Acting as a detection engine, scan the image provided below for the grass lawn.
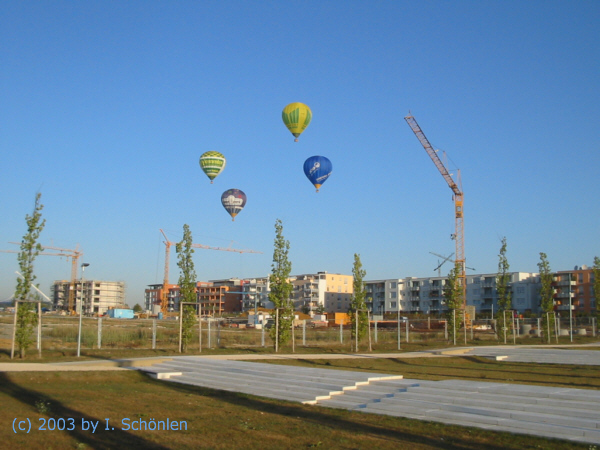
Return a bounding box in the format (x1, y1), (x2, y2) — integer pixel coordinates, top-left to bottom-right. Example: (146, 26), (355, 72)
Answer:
(1, 356), (597, 449)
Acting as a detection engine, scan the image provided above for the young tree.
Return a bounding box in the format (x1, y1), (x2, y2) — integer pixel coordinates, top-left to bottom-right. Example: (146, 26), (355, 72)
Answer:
(349, 253), (368, 342)
(176, 224), (197, 352)
(496, 237), (512, 341)
(538, 252), (554, 343)
(268, 219), (293, 348)
(133, 304), (143, 313)
(444, 262), (463, 343)
(593, 256), (600, 321)
(14, 193), (46, 358)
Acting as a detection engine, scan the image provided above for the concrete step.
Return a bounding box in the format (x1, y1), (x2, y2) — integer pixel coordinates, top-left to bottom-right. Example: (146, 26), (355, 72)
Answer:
(172, 357), (401, 382)
(174, 370), (347, 397)
(401, 384), (600, 411)
(152, 359), (399, 386)
(388, 390), (600, 420)
(167, 376), (321, 403)
(385, 385), (600, 415)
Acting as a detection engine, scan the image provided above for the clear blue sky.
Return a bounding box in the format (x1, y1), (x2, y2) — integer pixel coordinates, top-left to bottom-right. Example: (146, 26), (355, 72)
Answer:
(1, 1), (599, 307)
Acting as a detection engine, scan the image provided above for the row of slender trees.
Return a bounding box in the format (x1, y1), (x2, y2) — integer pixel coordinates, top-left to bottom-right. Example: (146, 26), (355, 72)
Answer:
(11, 193), (600, 356)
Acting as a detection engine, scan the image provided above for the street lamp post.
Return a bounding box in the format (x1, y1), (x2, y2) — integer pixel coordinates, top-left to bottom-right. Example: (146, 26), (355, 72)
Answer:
(77, 263), (90, 357)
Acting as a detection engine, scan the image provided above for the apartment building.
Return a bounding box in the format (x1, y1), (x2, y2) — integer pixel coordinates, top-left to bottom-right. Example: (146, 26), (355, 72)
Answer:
(291, 272), (327, 313)
(322, 272), (353, 313)
(239, 272), (353, 316)
(145, 279), (243, 316)
(144, 284), (163, 312)
(365, 273), (541, 316)
(52, 280), (126, 315)
(198, 279), (243, 315)
(554, 266), (596, 314)
(365, 279), (403, 315)
(241, 277), (271, 311)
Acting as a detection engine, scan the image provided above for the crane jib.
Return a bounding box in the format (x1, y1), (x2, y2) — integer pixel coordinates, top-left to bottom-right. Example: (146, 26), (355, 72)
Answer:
(404, 116), (462, 196)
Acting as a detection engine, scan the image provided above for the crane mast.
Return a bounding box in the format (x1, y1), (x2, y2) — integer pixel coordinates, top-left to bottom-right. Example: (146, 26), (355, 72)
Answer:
(405, 115), (466, 308)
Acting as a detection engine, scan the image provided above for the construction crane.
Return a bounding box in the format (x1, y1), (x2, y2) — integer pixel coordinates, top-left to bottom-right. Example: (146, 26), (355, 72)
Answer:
(3, 243), (82, 312)
(430, 252), (454, 277)
(158, 229), (262, 313)
(405, 114), (466, 308)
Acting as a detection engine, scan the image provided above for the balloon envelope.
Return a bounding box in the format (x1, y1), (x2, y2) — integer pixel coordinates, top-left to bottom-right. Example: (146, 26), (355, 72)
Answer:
(199, 151), (226, 183)
(221, 189), (247, 220)
(282, 102), (312, 142)
(303, 156), (332, 192)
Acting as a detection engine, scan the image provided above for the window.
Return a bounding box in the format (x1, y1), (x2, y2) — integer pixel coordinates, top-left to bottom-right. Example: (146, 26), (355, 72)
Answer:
(390, 282), (396, 289)
(390, 292), (397, 299)
(390, 302), (397, 308)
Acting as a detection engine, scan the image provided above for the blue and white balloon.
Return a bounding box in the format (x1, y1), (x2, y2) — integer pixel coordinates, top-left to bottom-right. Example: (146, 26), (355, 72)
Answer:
(303, 156), (332, 192)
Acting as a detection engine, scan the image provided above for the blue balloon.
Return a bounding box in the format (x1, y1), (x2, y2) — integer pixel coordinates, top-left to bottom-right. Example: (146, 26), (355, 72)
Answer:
(303, 156), (332, 192)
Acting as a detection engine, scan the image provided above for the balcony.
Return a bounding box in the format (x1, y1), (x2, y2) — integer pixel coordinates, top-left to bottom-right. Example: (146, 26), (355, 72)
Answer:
(555, 304), (575, 311)
(554, 280), (576, 287)
(553, 291), (576, 299)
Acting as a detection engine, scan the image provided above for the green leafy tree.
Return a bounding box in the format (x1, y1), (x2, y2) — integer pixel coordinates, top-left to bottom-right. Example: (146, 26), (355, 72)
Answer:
(268, 219), (293, 348)
(176, 224), (197, 352)
(593, 256), (600, 321)
(496, 237), (512, 341)
(538, 252), (554, 343)
(133, 304), (143, 313)
(14, 193), (46, 358)
(444, 262), (463, 343)
(349, 253), (368, 342)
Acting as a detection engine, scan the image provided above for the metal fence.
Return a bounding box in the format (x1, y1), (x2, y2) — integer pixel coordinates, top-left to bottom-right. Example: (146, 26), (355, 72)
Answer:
(0, 314), (596, 354)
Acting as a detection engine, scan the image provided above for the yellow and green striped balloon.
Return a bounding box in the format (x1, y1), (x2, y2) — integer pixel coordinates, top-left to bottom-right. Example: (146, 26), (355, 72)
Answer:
(199, 151), (226, 183)
(282, 102), (312, 142)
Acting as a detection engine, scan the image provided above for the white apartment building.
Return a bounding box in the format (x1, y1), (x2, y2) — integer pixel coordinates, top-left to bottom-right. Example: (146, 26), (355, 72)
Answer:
(291, 272), (327, 313)
(365, 272), (541, 316)
(365, 279), (404, 315)
(242, 277), (272, 311)
(468, 272), (540, 314)
(52, 280), (126, 315)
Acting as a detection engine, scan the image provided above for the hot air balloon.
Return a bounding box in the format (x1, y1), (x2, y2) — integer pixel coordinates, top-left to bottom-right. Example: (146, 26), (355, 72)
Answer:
(282, 102), (312, 142)
(303, 156), (332, 192)
(199, 151), (226, 183)
(221, 189), (247, 221)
